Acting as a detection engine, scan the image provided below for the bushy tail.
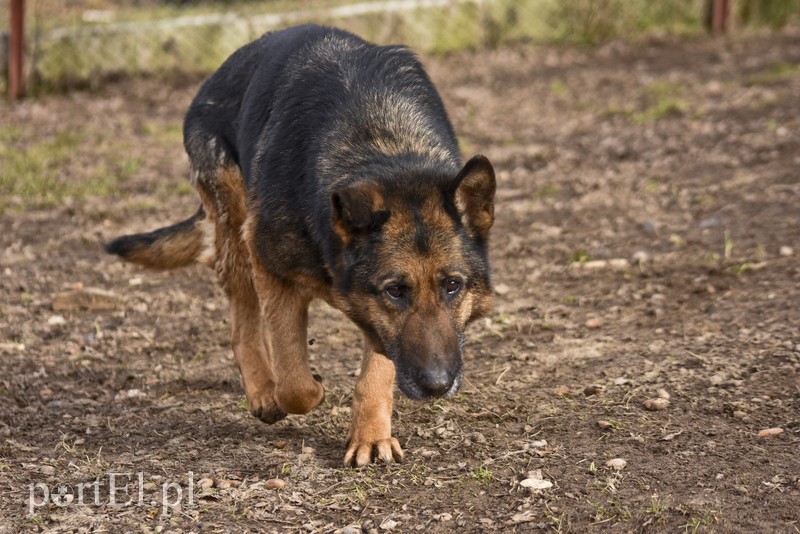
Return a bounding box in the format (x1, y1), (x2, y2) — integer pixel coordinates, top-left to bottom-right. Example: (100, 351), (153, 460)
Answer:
(105, 206), (206, 270)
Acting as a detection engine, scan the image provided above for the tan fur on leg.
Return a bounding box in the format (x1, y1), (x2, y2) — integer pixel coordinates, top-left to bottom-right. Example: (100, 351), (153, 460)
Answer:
(196, 165), (284, 423)
(259, 274), (325, 415)
(229, 280), (285, 423)
(242, 212), (325, 415)
(344, 339), (403, 467)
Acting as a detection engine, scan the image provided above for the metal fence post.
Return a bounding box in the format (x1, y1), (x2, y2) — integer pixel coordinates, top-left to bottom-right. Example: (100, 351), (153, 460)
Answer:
(9, 0), (25, 99)
(712, 0), (730, 33)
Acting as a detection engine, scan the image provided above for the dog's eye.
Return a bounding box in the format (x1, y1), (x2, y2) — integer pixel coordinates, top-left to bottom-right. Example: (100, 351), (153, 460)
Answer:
(445, 279), (461, 295)
(385, 284), (404, 300)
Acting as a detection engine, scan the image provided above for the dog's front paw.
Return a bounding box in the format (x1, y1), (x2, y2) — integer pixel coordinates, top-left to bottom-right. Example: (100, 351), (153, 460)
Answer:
(247, 392), (286, 424)
(344, 435), (404, 467)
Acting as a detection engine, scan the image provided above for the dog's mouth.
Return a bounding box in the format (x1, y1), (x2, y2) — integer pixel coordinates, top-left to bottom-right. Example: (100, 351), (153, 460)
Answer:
(395, 365), (463, 401)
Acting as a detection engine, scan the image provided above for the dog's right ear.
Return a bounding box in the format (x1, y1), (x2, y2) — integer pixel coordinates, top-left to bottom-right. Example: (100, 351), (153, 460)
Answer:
(331, 182), (388, 245)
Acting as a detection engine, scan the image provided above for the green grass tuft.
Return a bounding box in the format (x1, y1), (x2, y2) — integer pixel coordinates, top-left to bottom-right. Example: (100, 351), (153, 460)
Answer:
(0, 129), (139, 211)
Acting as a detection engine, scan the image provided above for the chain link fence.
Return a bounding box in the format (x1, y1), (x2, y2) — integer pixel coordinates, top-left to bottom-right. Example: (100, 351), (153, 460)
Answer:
(2, 0), (799, 95)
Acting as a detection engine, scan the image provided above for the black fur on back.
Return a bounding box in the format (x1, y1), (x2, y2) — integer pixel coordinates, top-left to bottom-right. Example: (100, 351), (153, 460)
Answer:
(182, 25), (464, 283)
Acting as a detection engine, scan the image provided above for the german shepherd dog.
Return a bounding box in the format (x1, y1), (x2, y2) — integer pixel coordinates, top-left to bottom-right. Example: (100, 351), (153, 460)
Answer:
(107, 24), (495, 466)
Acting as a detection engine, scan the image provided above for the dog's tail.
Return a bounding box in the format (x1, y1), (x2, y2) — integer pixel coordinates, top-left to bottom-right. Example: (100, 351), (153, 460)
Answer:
(105, 206), (207, 270)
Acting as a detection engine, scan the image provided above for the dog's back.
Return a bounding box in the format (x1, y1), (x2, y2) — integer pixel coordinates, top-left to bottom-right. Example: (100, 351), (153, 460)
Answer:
(108, 25), (462, 272)
(187, 25), (465, 279)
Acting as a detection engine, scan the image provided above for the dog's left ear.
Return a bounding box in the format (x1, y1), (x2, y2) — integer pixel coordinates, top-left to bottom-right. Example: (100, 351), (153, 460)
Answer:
(451, 155), (496, 238)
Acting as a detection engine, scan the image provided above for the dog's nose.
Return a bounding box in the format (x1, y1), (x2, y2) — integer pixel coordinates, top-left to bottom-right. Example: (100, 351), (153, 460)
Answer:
(419, 367), (453, 397)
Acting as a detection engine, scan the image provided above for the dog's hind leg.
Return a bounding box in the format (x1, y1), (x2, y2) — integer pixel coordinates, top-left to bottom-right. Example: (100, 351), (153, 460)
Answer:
(227, 266), (286, 424)
(190, 149), (286, 423)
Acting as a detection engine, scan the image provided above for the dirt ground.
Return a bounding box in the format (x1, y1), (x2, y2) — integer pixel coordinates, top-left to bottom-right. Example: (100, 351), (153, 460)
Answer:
(1, 23), (799, 533)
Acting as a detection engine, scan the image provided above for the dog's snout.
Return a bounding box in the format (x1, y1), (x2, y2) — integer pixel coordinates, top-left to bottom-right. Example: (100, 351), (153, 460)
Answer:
(418, 367), (454, 397)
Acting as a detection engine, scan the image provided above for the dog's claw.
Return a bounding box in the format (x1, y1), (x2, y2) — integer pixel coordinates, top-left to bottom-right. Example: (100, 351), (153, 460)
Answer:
(344, 437), (404, 467)
(247, 393), (287, 424)
(252, 405), (287, 424)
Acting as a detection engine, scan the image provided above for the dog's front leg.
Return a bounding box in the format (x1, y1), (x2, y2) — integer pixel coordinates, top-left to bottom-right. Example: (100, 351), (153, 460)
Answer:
(344, 339), (404, 467)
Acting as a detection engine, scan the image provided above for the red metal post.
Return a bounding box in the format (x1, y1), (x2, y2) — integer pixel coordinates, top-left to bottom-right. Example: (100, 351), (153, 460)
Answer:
(9, 0), (25, 99)
(712, 0), (730, 33)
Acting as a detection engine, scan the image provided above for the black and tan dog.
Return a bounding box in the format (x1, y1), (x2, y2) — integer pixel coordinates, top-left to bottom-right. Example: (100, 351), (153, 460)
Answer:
(107, 24), (495, 466)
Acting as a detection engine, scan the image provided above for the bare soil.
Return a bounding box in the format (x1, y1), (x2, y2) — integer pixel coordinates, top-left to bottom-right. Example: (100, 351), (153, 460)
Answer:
(1, 25), (799, 533)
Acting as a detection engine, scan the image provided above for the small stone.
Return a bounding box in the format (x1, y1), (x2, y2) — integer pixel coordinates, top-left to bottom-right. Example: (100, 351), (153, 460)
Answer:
(756, 427), (784, 437)
(115, 388), (145, 401)
(511, 510), (536, 524)
(520, 478), (553, 490)
(613, 377), (630, 386)
(584, 384), (605, 396)
(379, 518), (398, 530)
(217, 480), (240, 489)
(585, 318), (601, 329)
(434, 513), (452, 521)
(608, 258), (630, 270)
(40, 465), (55, 476)
(656, 388), (670, 400)
(597, 420), (612, 430)
(526, 469), (544, 479)
(606, 458), (627, 469)
(274, 439), (289, 449)
(494, 283), (510, 296)
(520, 471), (553, 491)
(198, 478), (214, 490)
(643, 398), (670, 411)
(47, 315), (66, 326)
(642, 221), (661, 235)
(710, 373), (726, 386)
(529, 439), (548, 448)
(779, 246), (794, 257)
(632, 250), (651, 265)
(302, 446), (316, 455)
(265, 478), (285, 490)
(581, 260), (609, 270)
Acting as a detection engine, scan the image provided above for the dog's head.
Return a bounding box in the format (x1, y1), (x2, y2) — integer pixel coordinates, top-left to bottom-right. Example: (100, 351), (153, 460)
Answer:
(330, 155), (495, 400)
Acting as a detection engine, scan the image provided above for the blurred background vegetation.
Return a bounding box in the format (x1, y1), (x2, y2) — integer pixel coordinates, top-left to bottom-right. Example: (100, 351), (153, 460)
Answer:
(1, 0), (799, 93)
